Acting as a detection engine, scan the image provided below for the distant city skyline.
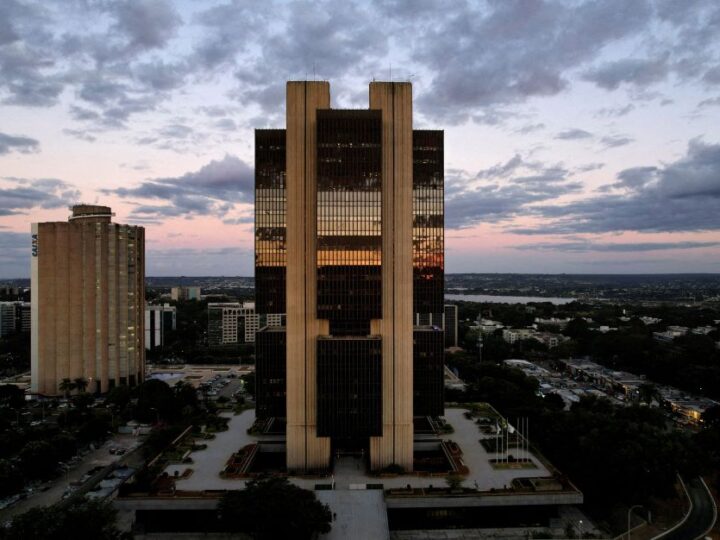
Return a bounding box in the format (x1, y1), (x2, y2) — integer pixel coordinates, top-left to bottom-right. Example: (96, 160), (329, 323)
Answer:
(1, 0), (720, 277)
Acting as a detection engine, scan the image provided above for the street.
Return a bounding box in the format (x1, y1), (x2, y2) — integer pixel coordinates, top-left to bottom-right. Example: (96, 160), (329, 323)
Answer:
(0, 433), (140, 522)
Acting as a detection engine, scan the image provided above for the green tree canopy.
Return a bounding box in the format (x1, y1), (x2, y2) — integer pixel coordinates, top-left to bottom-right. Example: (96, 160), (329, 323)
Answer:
(0, 499), (123, 540)
(218, 478), (332, 540)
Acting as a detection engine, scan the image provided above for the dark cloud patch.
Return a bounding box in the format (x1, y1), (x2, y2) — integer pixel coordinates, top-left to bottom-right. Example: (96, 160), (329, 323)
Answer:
(0, 1), (65, 107)
(513, 240), (720, 253)
(62, 128), (96, 142)
(413, 0), (653, 122)
(132, 60), (187, 91)
(111, 0), (182, 52)
(582, 56), (669, 90)
(704, 66), (720, 85)
(105, 155), (253, 220)
(0, 231), (29, 278)
(555, 129), (593, 140)
(214, 118), (237, 131)
(0, 132), (39, 155)
(515, 123), (545, 134)
(0, 177), (80, 215)
(601, 135), (634, 148)
(595, 104), (635, 118)
(512, 140), (720, 234)
(616, 166), (658, 189)
(192, 2), (268, 69)
(446, 155), (583, 229)
(229, 1), (388, 115)
(698, 96), (720, 108)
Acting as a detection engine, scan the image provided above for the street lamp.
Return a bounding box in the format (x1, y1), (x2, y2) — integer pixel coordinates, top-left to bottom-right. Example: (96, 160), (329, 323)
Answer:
(627, 505), (651, 540)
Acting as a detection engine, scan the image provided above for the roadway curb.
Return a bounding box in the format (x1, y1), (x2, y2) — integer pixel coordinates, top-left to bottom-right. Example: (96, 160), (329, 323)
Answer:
(652, 475), (692, 540)
(698, 477), (718, 540)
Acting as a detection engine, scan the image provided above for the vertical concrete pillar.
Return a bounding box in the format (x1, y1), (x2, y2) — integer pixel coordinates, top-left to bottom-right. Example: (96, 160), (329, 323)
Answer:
(369, 82), (414, 471)
(286, 81), (332, 471)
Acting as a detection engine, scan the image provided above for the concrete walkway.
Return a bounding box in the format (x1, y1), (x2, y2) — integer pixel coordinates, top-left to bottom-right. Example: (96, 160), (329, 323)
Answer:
(317, 490), (389, 540)
(165, 408), (552, 493)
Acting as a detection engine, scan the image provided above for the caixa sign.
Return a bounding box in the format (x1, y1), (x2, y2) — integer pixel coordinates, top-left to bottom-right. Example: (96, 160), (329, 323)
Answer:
(31, 234), (38, 257)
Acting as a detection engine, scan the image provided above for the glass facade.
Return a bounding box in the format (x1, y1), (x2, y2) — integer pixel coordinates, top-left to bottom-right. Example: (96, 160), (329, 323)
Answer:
(254, 109), (445, 426)
(255, 327), (286, 418)
(255, 129), (286, 314)
(317, 337), (382, 438)
(413, 327), (445, 417)
(412, 130), (444, 315)
(316, 110), (383, 336)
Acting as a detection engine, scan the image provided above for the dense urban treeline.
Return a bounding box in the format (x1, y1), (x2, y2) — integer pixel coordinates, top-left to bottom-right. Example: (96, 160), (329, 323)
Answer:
(454, 300), (720, 400)
(445, 353), (720, 514)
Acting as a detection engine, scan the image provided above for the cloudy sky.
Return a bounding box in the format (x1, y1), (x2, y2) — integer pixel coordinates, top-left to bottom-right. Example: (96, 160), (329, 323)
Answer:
(1, 0), (719, 277)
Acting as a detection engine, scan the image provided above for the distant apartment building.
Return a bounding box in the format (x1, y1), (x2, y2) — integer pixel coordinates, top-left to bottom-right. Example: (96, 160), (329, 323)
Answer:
(145, 304), (177, 350)
(502, 328), (535, 344)
(444, 304), (458, 348)
(412, 305), (457, 348)
(691, 326), (716, 335)
(17, 302), (30, 332)
(653, 325), (690, 342)
(534, 317), (570, 329)
(0, 302), (16, 337)
(31, 205), (145, 395)
(475, 318), (504, 335)
(0, 301), (30, 337)
(208, 302), (260, 347)
(171, 286), (201, 301)
(533, 332), (564, 348)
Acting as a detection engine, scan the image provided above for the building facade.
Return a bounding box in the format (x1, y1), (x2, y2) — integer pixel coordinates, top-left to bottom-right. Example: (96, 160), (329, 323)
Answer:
(171, 286), (201, 301)
(444, 304), (458, 348)
(0, 302), (16, 337)
(208, 302), (260, 347)
(255, 81), (444, 471)
(145, 304), (176, 350)
(31, 205), (145, 395)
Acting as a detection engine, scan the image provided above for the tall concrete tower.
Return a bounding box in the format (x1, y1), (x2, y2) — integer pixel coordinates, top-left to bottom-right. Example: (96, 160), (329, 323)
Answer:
(31, 205), (145, 395)
(255, 81), (444, 472)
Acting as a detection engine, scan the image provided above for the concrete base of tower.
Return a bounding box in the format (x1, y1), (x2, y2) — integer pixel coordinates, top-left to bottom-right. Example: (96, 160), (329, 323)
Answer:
(369, 424), (414, 472)
(286, 424), (331, 472)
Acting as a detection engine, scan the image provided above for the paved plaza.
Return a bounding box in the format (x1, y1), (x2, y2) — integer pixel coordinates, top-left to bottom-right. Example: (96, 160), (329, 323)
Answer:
(164, 407), (551, 492)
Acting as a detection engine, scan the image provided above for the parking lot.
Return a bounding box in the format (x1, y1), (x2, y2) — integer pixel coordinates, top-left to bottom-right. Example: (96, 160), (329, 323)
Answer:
(0, 433), (140, 521)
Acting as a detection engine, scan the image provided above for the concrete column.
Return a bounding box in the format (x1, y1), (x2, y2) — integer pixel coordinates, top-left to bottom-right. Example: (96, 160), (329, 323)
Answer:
(285, 81), (331, 471)
(369, 82), (414, 471)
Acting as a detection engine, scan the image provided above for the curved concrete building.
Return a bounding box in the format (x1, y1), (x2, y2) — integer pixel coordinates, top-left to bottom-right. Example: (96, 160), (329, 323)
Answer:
(31, 205), (145, 395)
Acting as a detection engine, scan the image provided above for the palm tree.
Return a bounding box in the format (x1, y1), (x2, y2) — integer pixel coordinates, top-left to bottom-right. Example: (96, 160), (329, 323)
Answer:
(73, 377), (88, 393)
(59, 378), (76, 399)
(638, 383), (660, 405)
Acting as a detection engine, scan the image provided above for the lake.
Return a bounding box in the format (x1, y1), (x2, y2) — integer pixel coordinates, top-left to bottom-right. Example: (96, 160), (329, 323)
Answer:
(444, 294), (576, 305)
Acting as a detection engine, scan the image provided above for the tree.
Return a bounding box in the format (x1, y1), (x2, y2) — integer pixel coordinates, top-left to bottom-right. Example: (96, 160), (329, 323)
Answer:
(702, 404), (720, 429)
(218, 478), (332, 540)
(638, 383), (659, 405)
(241, 372), (256, 399)
(73, 377), (88, 393)
(73, 391), (95, 411)
(445, 473), (464, 490)
(543, 392), (566, 411)
(134, 379), (178, 423)
(58, 378), (75, 399)
(0, 499), (123, 540)
(0, 384), (25, 409)
(18, 440), (59, 479)
(0, 459), (24, 498)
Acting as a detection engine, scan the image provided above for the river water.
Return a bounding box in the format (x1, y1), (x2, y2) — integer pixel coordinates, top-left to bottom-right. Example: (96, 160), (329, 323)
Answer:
(444, 294), (576, 305)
